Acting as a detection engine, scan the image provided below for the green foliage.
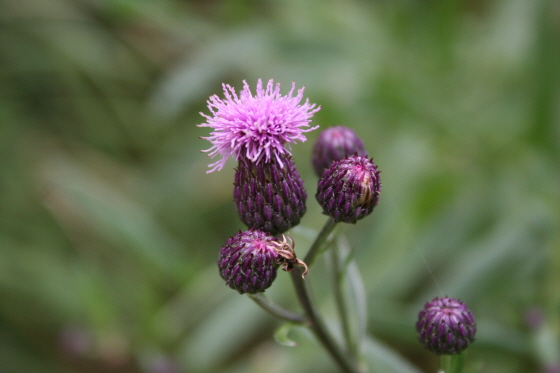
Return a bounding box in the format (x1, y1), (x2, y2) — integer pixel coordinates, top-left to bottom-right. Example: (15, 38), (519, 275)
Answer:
(1, 0), (559, 372)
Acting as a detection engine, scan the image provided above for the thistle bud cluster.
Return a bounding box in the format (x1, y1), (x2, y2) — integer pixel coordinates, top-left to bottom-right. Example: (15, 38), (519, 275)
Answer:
(199, 80), (320, 294)
(200, 80), (482, 369)
(199, 79), (384, 296)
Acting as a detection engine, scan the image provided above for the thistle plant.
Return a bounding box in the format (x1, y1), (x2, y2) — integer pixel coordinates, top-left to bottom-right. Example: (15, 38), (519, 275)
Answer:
(199, 79), (476, 373)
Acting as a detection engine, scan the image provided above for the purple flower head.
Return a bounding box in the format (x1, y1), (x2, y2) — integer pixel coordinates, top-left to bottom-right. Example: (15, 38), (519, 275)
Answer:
(316, 155), (381, 223)
(312, 126), (368, 177)
(217, 229), (280, 294)
(234, 154), (307, 235)
(416, 296), (477, 355)
(217, 229), (308, 294)
(199, 79), (321, 173)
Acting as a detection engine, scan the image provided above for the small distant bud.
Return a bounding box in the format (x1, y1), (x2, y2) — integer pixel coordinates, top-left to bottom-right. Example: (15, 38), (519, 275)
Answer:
(217, 229), (280, 294)
(416, 296), (477, 355)
(311, 126), (367, 177)
(234, 155), (307, 235)
(315, 155), (381, 223)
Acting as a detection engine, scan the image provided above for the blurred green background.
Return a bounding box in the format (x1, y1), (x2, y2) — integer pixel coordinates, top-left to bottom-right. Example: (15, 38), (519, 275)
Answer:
(1, 0), (559, 372)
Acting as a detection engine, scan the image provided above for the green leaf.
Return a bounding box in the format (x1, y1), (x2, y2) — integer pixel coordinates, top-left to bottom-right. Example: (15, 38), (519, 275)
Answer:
(273, 322), (299, 347)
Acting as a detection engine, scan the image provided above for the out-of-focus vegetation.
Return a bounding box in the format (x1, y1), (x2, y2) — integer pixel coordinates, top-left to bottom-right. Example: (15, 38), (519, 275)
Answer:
(1, 0), (559, 372)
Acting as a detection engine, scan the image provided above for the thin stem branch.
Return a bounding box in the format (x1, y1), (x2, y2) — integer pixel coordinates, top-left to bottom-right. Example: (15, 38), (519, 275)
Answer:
(304, 217), (337, 266)
(290, 267), (360, 373)
(248, 293), (307, 324)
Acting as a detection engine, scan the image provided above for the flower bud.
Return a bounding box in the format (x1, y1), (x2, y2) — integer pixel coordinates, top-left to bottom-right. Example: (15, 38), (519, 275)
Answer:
(311, 126), (367, 177)
(234, 155), (307, 235)
(416, 296), (477, 355)
(217, 229), (280, 294)
(315, 155), (381, 223)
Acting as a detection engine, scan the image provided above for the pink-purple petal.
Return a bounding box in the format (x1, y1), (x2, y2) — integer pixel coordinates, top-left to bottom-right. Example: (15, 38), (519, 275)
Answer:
(199, 79), (320, 173)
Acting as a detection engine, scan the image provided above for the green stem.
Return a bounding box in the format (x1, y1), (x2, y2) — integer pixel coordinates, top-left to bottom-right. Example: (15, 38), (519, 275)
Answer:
(304, 217), (338, 266)
(439, 354), (465, 373)
(290, 267), (360, 373)
(248, 293), (307, 324)
(331, 246), (356, 357)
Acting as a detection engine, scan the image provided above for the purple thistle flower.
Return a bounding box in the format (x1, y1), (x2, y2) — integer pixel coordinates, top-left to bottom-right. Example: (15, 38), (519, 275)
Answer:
(199, 79), (321, 173)
(416, 296), (477, 355)
(316, 155), (381, 223)
(217, 229), (308, 294)
(311, 126), (368, 177)
(234, 154), (307, 235)
(217, 229), (280, 294)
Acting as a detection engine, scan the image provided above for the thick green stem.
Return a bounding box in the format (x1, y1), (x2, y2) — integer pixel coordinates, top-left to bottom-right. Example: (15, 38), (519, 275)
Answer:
(290, 267), (360, 373)
(248, 293), (307, 324)
(439, 354), (465, 373)
(304, 217), (338, 266)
